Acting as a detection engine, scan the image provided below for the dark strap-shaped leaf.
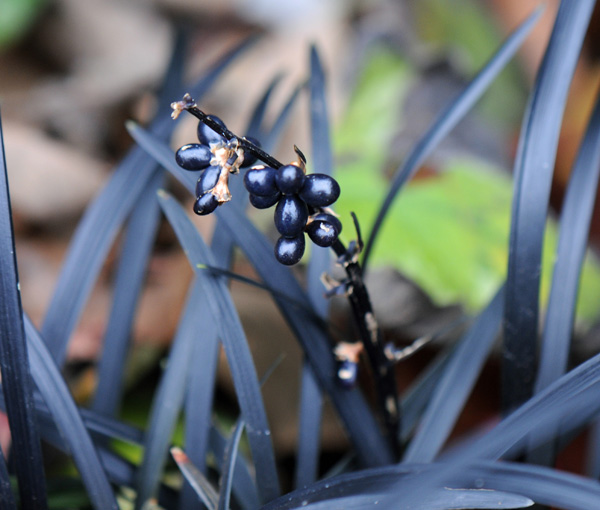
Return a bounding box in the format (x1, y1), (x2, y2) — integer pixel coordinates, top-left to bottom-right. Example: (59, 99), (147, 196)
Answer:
(502, 0), (595, 411)
(135, 279), (208, 509)
(0, 115), (47, 509)
(218, 420), (245, 510)
(24, 316), (118, 510)
(158, 192), (280, 503)
(93, 171), (163, 417)
(362, 6), (543, 270)
(403, 286), (504, 462)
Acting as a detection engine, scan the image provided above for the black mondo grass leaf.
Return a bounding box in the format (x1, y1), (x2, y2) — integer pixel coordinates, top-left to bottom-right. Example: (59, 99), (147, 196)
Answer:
(361, 6), (543, 270)
(502, 0), (595, 411)
(402, 286), (504, 463)
(135, 279), (209, 509)
(0, 115), (37, 508)
(171, 447), (218, 510)
(157, 190), (280, 503)
(23, 316), (118, 510)
(218, 419), (245, 510)
(92, 171), (164, 418)
(41, 34), (256, 367)
(536, 91), (600, 393)
(127, 121), (394, 467)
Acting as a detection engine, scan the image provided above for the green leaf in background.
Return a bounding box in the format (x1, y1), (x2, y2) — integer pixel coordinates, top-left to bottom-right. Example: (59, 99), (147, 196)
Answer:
(0, 0), (46, 49)
(333, 45), (600, 324)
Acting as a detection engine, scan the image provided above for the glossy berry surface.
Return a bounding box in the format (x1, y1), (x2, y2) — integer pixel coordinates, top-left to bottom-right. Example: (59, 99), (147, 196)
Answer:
(175, 143), (212, 171)
(274, 234), (305, 265)
(337, 359), (358, 388)
(241, 136), (261, 168)
(195, 166), (221, 196)
(274, 195), (308, 237)
(197, 115), (226, 146)
(312, 212), (342, 235)
(299, 174), (340, 207)
(193, 193), (219, 215)
(249, 192), (280, 209)
(275, 164), (305, 195)
(306, 218), (339, 247)
(244, 166), (278, 196)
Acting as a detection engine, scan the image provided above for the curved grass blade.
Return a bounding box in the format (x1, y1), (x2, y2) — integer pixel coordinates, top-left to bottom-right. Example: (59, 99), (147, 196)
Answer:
(0, 115), (47, 509)
(536, 91), (600, 392)
(362, 6), (543, 270)
(93, 172), (163, 418)
(262, 82), (304, 154)
(295, 362), (323, 488)
(155, 27), (190, 119)
(128, 121), (394, 466)
(24, 316), (118, 510)
(172, 447), (218, 510)
(218, 420), (245, 510)
(244, 73), (284, 139)
(135, 280), (216, 509)
(158, 191), (280, 503)
(403, 286), (504, 462)
(42, 35), (256, 367)
(502, 0), (595, 411)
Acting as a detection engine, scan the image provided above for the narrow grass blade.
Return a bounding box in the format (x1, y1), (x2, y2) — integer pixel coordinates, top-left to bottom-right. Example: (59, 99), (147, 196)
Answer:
(128, 122), (394, 466)
(294, 362), (323, 488)
(172, 447), (218, 510)
(362, 6), (543, 269)
(0, 115), (47, 509)
(536, 92), (600, 392)
(158, 192), (280, 503)
(179, 304), (220, 510)
(135, 279), (207, 509)
(93, 172), (163, 417)
(262, 82), (304, 154)
(218, 420), (245, 510)
(244, 73), (284, 139)
(209, 426), (259, 509)
(42, 36), (255, 367)
(155, 27), (190, 119)
(24, 316), (118, 510)
(403, 286), (504, 463)
(502, 0), (595, 411)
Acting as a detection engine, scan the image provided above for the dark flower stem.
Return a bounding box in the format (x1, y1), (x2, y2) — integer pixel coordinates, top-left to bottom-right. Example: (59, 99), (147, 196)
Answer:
(182, 100), (400, 455)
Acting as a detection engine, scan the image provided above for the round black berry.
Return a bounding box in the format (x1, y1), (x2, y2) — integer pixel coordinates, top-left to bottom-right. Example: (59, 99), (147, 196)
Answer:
(337, 359), (358, 388)
(197, 115), (227, 146)
(306, 219), (339, 247)
(193, 193), (218, 215)
(241, 136), (261, 168)
(195, 166), (221, 196)
(275, 164), (306, 195)
(299, 174), (340, 207)
(274, 234), (305, 265)
(311, 212), (342, 235)
(175, 143), (212, 171)
(249, 192), (280, 209)
(274, 195), (308, 237)
(244, 166), (278, 196)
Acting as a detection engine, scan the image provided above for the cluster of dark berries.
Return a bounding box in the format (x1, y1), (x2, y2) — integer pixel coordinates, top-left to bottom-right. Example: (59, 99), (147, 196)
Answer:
(174, 114), (260, 215)
(243, 160), (342, 265)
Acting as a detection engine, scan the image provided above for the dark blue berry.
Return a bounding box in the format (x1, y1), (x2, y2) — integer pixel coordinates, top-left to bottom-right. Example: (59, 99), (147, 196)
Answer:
(274, 195), (308, 237)
(249, 192), (280, 209)
(274, 234), (305, 265)
(197, 115), (226, 146)
(306, 218), (339, 247)
(193, 193), (218, 215)
(299, 174), (340, 207)
(175, 143), (212, 171)
(244, 166), (278, 196)
(312, 212), (342, 234)
(337, 359), (358, 388)
(241, 136), (261, 168)
(275, 164), (306, 195)
(195, 166), (221, 196)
